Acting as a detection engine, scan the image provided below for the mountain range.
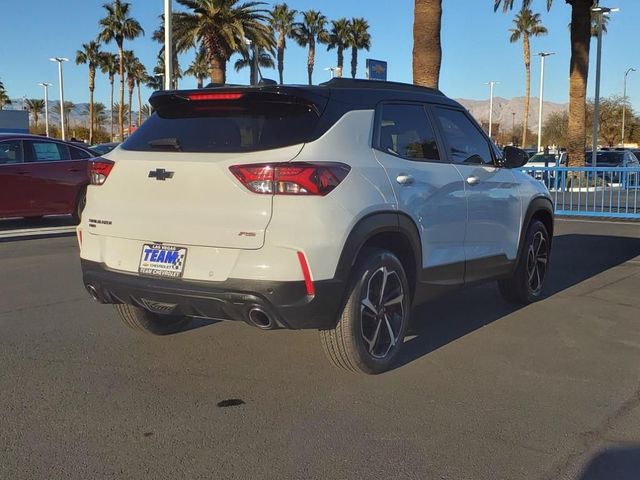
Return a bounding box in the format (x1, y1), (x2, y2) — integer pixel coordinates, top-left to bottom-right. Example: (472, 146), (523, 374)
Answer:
(7, 96), (568, 131)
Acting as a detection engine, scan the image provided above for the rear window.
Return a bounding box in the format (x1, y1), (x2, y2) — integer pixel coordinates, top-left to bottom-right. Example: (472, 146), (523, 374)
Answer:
(122, 100), (321, 153)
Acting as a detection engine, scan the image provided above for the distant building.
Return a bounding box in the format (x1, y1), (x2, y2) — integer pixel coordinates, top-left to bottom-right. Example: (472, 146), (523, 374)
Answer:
(0, 110), (29, 134)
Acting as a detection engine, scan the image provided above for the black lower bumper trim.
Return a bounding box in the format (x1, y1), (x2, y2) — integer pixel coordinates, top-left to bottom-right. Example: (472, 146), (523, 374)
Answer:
(81, 260), (345, 330)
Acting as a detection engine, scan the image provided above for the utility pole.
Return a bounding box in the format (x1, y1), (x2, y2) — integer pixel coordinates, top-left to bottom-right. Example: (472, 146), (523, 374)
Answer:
(38, 82), (52, 137)
(536, 52), (555, 152)
(485, 81), (499, 140)
(164, 0), (173, 91)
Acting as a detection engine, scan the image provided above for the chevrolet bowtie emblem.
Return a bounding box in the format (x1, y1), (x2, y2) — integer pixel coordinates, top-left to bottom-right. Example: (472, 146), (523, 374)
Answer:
(148, 168), (174, 181)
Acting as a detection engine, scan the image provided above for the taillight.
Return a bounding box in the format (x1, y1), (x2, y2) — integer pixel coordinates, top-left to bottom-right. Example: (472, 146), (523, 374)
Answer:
(89, 158), (114, 185)
(229, 163), (350, 196)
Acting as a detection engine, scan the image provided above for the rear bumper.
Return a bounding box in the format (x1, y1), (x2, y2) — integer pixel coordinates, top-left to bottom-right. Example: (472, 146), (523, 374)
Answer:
(81, 260), (345, 330)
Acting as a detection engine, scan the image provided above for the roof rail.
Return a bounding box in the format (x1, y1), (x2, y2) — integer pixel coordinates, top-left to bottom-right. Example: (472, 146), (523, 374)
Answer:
(319, 77), (444, 96)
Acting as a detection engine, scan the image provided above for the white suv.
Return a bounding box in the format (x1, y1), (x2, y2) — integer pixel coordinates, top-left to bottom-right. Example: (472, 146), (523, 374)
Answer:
(79, 79), (553, 374)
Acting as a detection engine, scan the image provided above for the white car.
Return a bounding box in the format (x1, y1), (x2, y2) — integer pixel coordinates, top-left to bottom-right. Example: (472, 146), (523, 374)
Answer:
(79, 79), (554, 374)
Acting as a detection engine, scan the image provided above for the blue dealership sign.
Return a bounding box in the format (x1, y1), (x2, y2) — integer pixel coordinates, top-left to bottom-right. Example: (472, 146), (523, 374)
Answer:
(366, 59), (387, 81)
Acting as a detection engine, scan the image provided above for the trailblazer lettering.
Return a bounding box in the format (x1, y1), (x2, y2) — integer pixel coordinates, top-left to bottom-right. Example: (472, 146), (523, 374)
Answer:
(143, 248), (180, 265)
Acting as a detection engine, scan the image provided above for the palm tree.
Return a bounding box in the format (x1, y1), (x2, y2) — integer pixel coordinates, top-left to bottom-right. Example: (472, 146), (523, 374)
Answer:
(93, 102), (108, 133)
(0, 89), (11, 110)
(327, 18), (350, 78)
(112, 102), (129, 125)
(269, 3), (297, 84)
(293, 10), (330, 85)
(98, 52), (118, 141)
(495, 0), (594, 167)
(98, 0), (144, 141)
(133, 62), (147, 127)
(140, 104), (152, 121)
(509, 9), (547, 148)
(234, 45), (275, 83)
(121, 50), (139, 133)
(25, 99), (45, 130)
(153, 55), (183, 90)
(185, 47), (210, 88)
(146, 74), (164, 91)
(413, 0), (442, 89)
(347, 18), (371, 79)
(173, 0), (272, 85)
(75, 41), (103, 144)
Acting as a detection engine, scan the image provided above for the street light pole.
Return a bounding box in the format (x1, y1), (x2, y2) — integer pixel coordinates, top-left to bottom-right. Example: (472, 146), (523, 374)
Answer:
(324, 67), (336, 79)
(512, 112), (516, 145)
(164, 0), (173, 91)
(622, 67), (635, 148)
(485, 81), (499, 140)
(50, 57), (68, 141)
(38, 82), (53, 137)
(591, 6), (619, 166)
(536, 52), (555, 153)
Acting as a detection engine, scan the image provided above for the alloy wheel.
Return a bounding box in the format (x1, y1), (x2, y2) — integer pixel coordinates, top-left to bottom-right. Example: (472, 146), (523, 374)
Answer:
(360, 266), (405, 359)
(527, 231), (548, 294)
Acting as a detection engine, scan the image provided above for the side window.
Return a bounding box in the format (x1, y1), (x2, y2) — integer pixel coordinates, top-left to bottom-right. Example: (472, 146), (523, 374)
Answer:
(0, 140), (23, 165)
(376, 104), (441, 162)
(27, 141), (70, 162)
(70, 147), (91, 160)
(434, 108), (493, 165)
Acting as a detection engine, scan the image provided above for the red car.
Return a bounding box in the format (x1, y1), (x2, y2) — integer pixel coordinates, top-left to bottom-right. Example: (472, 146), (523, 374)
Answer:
(0, 134), (96, 222)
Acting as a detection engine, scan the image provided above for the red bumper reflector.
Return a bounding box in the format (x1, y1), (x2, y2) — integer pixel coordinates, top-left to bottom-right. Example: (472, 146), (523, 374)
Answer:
(297, 251), (315, 296)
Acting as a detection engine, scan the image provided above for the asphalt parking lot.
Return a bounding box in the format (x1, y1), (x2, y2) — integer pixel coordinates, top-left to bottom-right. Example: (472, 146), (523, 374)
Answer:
(1, 218), (639, 480)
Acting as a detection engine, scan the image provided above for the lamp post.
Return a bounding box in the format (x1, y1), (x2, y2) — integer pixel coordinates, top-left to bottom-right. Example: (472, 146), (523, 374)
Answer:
(536, 52), (555, 153)
(50, 57), (68, 140)
(164, 0), (173, 90)
(37, 82), (53, 137)
(591, 6), (619, 166)
(324, 67), (336, 79)
(485, 81), (499, 140)
(622, 67), (635, 148)
(512, 112), (516, 145)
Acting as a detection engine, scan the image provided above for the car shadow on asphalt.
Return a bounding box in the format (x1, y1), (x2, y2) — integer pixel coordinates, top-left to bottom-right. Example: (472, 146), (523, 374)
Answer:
(0, 216), (76, 231)
(576, 444), (640, 480)
(398, 233), (640, 369)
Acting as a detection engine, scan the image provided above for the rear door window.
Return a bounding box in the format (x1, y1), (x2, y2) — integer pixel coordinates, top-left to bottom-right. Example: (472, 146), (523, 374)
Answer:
(0, 140), (23, 164)
(122, 98), (322, 153)
(434, 108), (494, 165)
(25, 141), (71, 162)
(375, 103), (441, 162)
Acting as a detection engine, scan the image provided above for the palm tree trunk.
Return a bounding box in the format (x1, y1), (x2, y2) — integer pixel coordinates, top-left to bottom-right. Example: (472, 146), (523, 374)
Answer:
(308, 39), (315, 85)
(567, 0), (592, 167)
(351, 46), (358, 79)
(522, 33), (530, 148)
(89, 87), (95, 144)
(34, 111), (39, 130)
(412, 0), (442, 89)
(197, 77), (203, 89)
(137, 81), (142, 127)
(209, 55), (226, 85)
(118, 44), (125, 141)
(109, 77), (114, 142)
(128, 87), (134, 133)
(337, 45), (344, 78)
(277, 32), (285, 84)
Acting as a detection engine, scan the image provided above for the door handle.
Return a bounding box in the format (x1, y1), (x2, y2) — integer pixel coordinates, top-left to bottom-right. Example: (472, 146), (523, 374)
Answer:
(466, 175), (480, 186)
(67, 168), (82, 173)
(396, 174), (414, 185)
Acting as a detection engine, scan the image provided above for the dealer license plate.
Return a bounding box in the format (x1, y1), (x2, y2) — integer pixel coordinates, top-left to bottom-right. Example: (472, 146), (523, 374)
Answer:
(139, 243), (187, 278)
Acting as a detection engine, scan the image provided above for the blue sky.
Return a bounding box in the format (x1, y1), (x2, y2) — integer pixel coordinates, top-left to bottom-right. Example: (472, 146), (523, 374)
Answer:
(0, 0), (638, 111)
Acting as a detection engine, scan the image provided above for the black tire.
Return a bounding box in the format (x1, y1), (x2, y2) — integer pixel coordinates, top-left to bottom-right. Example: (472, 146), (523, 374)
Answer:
(114, 303), (191, 335)
(72, 187), (86, 224)
(319, 248), (411, 374)
(498, 220), (550, 304)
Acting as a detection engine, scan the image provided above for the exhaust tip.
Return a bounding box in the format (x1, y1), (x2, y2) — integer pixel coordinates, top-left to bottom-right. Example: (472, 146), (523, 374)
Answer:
(248, 308), (273, 329)
(85, 284), (101, 302)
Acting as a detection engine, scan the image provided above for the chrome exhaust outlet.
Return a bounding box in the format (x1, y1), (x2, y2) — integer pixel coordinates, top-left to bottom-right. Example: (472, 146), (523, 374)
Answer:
(247, 308), (273, 330)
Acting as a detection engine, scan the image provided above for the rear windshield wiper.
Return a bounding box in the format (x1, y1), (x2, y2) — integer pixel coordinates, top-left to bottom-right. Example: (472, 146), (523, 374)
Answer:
(148, 138), (182, 151)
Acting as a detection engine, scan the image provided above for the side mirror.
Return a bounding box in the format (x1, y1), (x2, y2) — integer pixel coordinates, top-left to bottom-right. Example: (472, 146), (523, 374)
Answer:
(503, 146), (529, 169)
